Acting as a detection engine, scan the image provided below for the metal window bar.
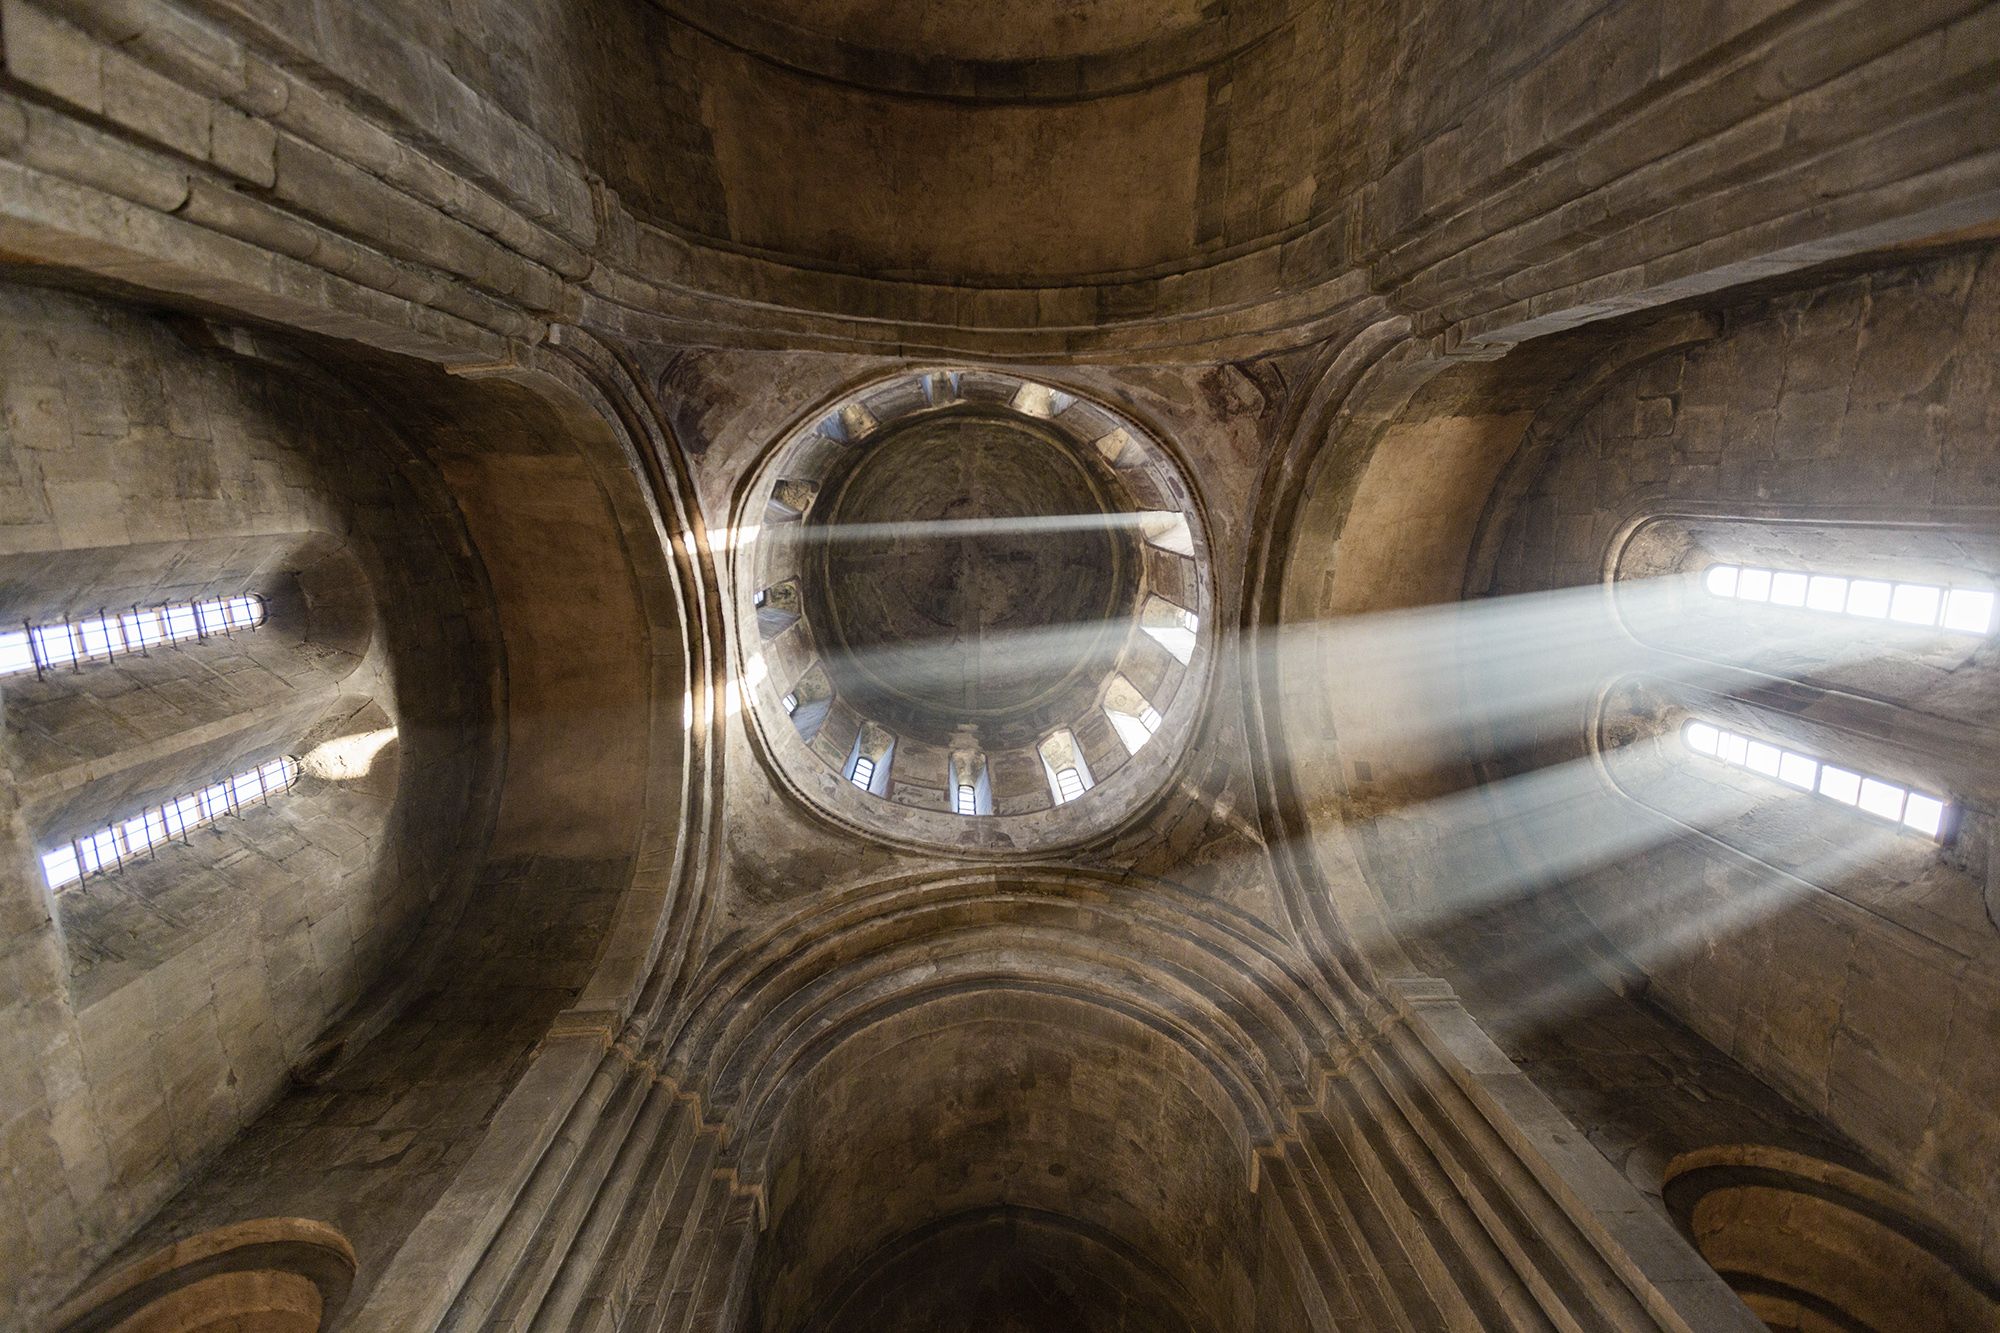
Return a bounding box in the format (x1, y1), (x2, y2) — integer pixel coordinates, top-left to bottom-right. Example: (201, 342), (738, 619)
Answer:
(42, 755), (303, 891)
(2, 595), (266, 680)
(1055, 767), (1086, 804)
(956, 782), (978, 816)
(851, 755), (877, 790)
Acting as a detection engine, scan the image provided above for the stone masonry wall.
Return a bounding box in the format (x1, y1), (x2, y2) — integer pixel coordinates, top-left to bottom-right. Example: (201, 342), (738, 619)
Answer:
(1486, 245), (2000, 1268)
(0, 282), (501, 1329)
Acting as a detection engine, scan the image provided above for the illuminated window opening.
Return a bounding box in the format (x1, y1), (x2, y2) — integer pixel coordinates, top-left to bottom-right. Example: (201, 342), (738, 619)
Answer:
(1107, 698), (1164, 756)
(845, 727), (895, 795)
(41, 755), (303, 891)
(1039, 729), (1095, 806)
(1681, 720), (1949, 839)
(782, 691), (799, 715)
(0, 595), (267, 677)
(1703, 564), (1994, 635)
(949, 752), (991, 816)
(1142, 600), (1199, 664)
(1139, 511), (1196, 556)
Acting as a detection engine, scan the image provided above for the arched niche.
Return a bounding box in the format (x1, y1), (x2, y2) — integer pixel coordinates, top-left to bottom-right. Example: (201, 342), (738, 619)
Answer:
(748, 988), (1260, 1333)
(82, 343), (697, 1331)
(0, 280), (506, 1314)
(669, 872), (1338, 1333)
(45, 1217), (356, 1333)
(1257, 249), (2000, 1313)
(1663, 1147), (2000, 1333)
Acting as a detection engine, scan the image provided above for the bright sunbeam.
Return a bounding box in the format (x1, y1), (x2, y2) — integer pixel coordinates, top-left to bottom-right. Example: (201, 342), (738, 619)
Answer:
(302, 726), (398, 781)
(1460, 830), (1892, 1031)
(704, 511), (1189, 556)
(1324, 748), (1768, 938)
(789, 511), (1188, 545)
(1273, 575), (1919, 761)
(791, 570), (1935, 1000)
(829, 620), (1141, 695)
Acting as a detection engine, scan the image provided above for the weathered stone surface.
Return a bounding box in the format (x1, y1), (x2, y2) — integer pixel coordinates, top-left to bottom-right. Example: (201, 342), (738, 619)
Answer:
(2, 4), (1998, 1332)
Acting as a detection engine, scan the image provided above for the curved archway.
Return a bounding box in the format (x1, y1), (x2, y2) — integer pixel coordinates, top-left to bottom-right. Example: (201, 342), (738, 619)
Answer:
(1664, 1147), (2000, 1333)
(1250, 250), (2000, 1312)
(47, 1217), (357, 1333)
(659, 870), (1352, 1333)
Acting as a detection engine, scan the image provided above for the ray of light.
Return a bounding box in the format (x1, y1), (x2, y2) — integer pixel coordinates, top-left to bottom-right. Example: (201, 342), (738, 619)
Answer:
(798, 511), (1188, 545)
(710, 510), (1196, 556)
(302, 726), (399, 781)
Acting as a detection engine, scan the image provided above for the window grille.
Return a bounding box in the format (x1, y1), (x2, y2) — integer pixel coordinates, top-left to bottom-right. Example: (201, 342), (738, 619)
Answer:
(782, 691), (799, 714)
(41, 755), (303, 890)
(1682, 720), (1947, 838)
(0, 595), (266, 678)
(1054, 767), (1087, 804)
(1703, 564), (1994, 635)
(851, 754), (877, 791)
(956, 783), (979, 816)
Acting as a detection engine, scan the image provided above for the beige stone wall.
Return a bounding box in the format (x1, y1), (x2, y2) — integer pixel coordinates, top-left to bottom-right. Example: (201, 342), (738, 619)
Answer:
(109, 851), (632, 1322)
(76, 349), (689, 1331)
(0, 1), (1994, 1327)
(1485, 246), (2000, 1267)
(0, 283), (504, 1329)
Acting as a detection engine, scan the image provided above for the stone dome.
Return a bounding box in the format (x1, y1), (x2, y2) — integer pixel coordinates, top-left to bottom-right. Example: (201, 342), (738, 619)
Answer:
(739, 370), (1211, 851)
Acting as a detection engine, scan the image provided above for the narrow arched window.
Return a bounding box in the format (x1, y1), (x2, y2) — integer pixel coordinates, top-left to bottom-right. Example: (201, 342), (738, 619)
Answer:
(845, 722), (895, 796)
(0, 594), (267, 677)
(1103, 673), (1165, 755)
(1682, 720), (1949, 838)
(1703, 563), (1994, 634)
(950, 750), (992, 816)
(1140, 596), (1199, 664)
(1038, 729), (1094, 806)
(42, 755), (303, 890)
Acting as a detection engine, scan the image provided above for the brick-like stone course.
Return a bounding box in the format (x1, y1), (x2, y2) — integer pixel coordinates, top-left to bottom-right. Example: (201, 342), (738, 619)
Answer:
(0, 283), (500, 1329)
(1488, 246), (2000, 1271)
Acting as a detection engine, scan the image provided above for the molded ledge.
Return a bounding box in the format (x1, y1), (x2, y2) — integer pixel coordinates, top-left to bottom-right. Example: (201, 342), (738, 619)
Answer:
(1385, 975), (1764, 1333)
